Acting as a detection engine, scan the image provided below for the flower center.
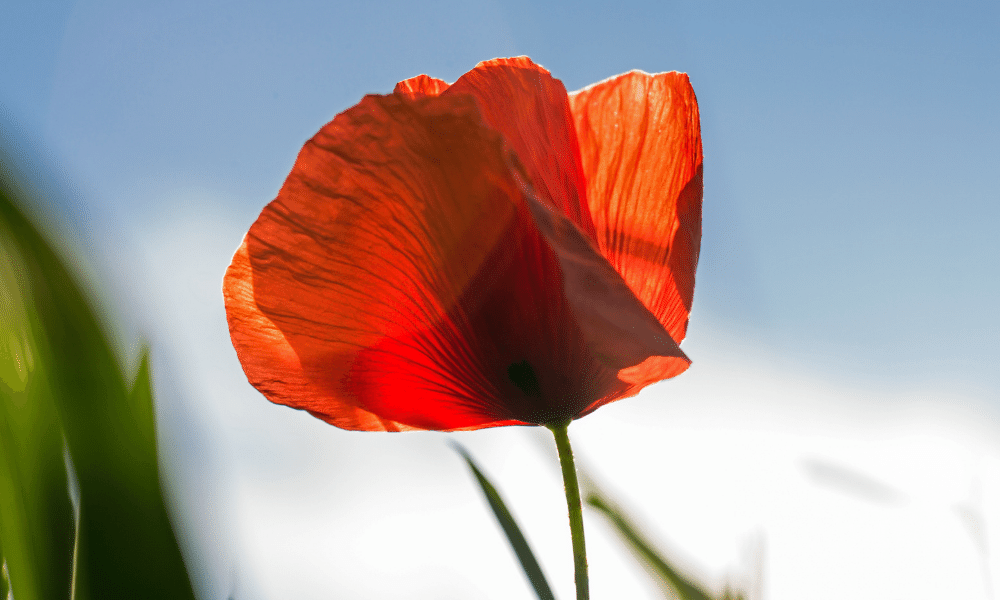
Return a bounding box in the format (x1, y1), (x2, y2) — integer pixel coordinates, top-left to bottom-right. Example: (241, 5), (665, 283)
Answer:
(507, 360), (541, 399)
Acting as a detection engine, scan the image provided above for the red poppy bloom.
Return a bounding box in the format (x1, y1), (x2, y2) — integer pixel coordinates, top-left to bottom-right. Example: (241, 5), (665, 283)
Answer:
(224, 57), (702, 432)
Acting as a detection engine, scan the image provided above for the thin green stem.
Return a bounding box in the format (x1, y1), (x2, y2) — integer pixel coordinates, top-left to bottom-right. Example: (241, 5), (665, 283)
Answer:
(547, 419), (588, 600)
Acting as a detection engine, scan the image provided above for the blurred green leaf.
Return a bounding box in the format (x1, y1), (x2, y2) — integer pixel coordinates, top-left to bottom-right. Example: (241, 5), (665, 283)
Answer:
(2, 554), (10, 600)
(69, 351), (197, 600)
(2, 551), (11, 600)
(586, 490), (740, 600)
(1, 164), (196, 599)
(0, 207), (75, 600)
(452, 442), (556, 600)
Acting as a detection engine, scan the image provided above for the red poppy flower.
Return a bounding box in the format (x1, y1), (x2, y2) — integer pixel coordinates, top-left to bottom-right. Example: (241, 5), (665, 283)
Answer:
(224, 57), (702, 432)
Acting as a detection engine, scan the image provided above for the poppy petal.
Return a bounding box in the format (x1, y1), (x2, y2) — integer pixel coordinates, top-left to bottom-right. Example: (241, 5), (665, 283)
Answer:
(226, 62), (703, 431)
(514, 175), (690, 418)
(224, 238), (417, 431)
(568, 71), (703, 349)
(225, 91), (539, 430)
(447, 57), (598, 242)
(393, 74), (449, 99)
(350, 191), (625, 428)
(225, 90), (632, 430)
(516, 173), (688, 371)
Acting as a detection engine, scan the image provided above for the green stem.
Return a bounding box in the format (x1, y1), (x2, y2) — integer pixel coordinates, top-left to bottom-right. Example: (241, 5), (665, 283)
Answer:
(547, 419), (588, 600)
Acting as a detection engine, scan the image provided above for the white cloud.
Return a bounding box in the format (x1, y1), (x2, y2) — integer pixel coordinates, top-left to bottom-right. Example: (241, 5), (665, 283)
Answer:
(136, 194), (1000, 600)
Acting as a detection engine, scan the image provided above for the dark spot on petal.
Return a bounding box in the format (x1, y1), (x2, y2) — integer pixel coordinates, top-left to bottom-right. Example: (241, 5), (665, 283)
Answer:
(507, 360), (541, 398)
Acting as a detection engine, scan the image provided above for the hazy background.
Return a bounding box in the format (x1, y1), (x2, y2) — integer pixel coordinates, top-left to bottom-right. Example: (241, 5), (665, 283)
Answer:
(2, 1), (998, 599)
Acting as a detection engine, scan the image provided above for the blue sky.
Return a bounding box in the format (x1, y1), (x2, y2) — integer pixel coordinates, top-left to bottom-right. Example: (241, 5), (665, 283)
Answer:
(2, 1), (999, 599)
(4, 0), (998, 394)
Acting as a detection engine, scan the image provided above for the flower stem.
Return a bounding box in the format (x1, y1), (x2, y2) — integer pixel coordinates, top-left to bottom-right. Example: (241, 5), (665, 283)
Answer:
(547, 419), (588, 600)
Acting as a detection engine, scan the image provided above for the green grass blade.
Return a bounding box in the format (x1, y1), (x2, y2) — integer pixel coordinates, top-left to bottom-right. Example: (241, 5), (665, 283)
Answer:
(451, 442), (557, 600)
(68, 351), (196, 600)
(2, 544), (11, 600)
(0, 198), (76, 600)
(0, 166), (196, 600)
(586, 492), (720, 600)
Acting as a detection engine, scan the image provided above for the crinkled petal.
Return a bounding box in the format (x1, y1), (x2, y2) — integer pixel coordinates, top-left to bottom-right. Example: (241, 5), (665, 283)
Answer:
(224, 91), (631, 430)
(447, 57), (598, 241)
(226, 63), (702, 430)
(569, 71), (703, 354)
(393, 74), (449, 99)
(224, 239), (417, 431)
(514, 174), (690, 418)
(226, 92), (526, 430)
